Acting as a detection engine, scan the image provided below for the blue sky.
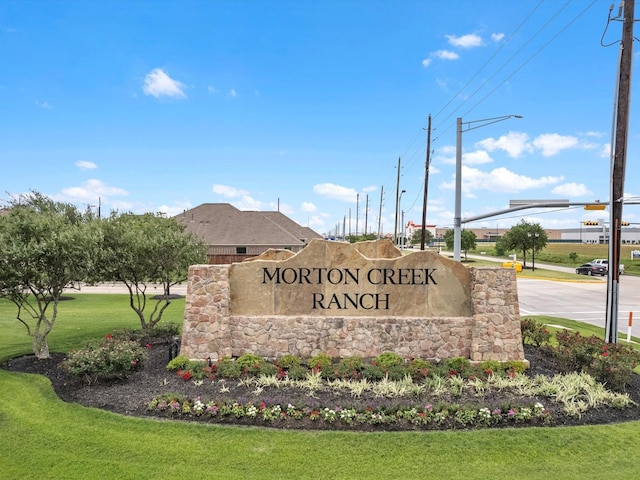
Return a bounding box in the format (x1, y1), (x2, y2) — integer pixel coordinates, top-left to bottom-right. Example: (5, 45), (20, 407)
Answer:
(2, 0), (638, 236)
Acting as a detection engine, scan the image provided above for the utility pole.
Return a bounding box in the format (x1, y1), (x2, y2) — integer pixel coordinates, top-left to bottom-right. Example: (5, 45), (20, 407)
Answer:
(377, 185), (384, 239)
(606, 0), (634, 344)
(343, 216), (346, 241)
(393, 157), (401, 244)
(420, 114), (432, 250)
(364, 194), (369, 236)
(356, 193), (359, 237)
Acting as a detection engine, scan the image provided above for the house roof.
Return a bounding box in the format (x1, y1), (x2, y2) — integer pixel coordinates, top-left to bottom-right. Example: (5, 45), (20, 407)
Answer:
(175, 203), (322, 246)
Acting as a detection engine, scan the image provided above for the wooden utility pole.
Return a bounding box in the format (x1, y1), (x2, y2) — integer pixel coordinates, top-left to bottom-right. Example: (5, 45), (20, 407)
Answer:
(420, 114), (432, 250)
(606, 0), (634, 343)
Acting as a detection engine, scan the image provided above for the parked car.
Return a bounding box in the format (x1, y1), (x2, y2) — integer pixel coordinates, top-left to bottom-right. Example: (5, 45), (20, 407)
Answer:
(576, 263), (607, 276)
(589, 258), (624, 275)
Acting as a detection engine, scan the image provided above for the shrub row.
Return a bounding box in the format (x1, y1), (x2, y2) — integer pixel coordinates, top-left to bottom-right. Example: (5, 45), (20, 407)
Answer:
(166, 351), (528, 383)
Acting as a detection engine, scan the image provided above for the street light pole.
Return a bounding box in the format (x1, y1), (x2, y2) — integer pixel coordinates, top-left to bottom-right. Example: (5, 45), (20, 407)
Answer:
(398, 190), (406, 247)
(454, 118), (463, 261)
(454, 115), (523, 261)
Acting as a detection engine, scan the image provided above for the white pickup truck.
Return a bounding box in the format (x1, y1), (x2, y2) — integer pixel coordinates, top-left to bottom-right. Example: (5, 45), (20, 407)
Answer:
(590, 259), (624, 275)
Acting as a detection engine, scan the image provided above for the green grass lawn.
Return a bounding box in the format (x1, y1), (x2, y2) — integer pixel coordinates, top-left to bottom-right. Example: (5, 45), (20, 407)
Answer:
(2, 295), (640, 479)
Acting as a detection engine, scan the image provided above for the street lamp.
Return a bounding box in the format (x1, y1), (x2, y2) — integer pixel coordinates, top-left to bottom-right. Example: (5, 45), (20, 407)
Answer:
(454, 115), (523, 261)
(396, 189), (406, 247)
(527, 232), (540, 271)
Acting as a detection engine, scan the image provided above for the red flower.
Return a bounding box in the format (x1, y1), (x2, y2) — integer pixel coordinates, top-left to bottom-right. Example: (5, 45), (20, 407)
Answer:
(259, 402), (266, 411)
(105, 334), (112, 339)
(181, 371), (192, 381)
(145, 343), (152, 349)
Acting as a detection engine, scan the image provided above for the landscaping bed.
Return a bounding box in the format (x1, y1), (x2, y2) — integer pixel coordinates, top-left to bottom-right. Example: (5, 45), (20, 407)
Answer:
(4, 343), (640, 431)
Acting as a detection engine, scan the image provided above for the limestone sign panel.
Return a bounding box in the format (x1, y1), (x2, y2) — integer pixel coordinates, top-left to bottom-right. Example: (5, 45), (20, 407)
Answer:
(229, 239), (472, 317)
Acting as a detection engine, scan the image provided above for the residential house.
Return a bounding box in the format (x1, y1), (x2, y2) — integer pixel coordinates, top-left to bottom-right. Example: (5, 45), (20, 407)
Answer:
(176, 203), (322, 264)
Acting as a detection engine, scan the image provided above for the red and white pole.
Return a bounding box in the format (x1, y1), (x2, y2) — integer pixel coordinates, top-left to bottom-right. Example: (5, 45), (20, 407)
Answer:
(626, 312), (633, 342)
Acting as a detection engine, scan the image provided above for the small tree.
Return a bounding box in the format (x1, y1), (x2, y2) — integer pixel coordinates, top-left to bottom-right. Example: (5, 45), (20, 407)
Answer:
(410, 229), (433, 247)
(443, 229), (477, 260)
(497, 220), (547, 267)
(98, 212), (207, 330)
(0, 193), (100, 358)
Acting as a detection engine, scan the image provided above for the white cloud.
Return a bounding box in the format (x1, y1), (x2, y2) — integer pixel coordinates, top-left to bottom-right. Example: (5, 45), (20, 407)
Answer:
(142, 68), (187, 99)
(158, 200), (193, 217)
(434, 146), (492, 166)
(532, 133), (578, 156)
(76, 160), (97, 170)
(422, 50), (459, 67)
(599, 143), (611, 158)
(440, 166), (563, 194)
(491, 33), (505, 42)
(56, 179), (129, 203)
(211, 184), (288, 212)
(583, 131), (604, 138)
(476, 131), (531, 158)
(551, 182), (592, 197)
(434, 50), (459, 60)
(464, 150), (494, 165)
(446, 34), (483, 48)
(362, 185), (377, 193)
(313, 183), (358, 202)
(301, 202), (317, 213)
(228, 89), (237, 97)
(212, 184), (248, 198)
(35, 100), (52, 109)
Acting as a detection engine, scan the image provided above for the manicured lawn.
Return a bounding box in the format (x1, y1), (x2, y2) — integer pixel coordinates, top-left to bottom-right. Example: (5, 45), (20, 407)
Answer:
(2, 295), (640, 479)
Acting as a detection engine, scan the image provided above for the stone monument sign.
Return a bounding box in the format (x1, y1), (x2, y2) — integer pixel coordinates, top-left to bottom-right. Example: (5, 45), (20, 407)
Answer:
(180, 239), (526, 363)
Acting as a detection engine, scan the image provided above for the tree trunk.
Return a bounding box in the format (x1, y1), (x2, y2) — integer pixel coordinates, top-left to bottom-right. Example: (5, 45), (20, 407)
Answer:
(32, 332), (50, 359)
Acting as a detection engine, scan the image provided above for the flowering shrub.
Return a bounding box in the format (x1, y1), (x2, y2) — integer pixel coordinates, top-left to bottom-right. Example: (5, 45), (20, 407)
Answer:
(146, 395), (552, 429)
(520, 317), (551, 347)
(550, 330), (640, 391)
(588, 343), (640, 391)
(64, 334), (148, 383)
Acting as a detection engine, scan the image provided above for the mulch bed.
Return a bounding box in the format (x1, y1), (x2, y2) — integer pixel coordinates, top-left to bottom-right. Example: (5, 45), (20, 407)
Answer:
(4, 344), (640, 431)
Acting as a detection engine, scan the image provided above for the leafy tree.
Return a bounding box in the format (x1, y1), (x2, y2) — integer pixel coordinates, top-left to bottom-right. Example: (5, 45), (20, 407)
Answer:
(0, 193), (101, 358)
(348, 233), (377, 243)
(410, 229), (433, 247)
(443, 229), (477, 260)
(496, 220), (547, 267)
(97, 212), (207, 330)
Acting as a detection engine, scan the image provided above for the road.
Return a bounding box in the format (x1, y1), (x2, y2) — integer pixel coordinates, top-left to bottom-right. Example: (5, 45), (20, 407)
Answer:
(463, 252), (639, 337)
(517, 274), (640, 339)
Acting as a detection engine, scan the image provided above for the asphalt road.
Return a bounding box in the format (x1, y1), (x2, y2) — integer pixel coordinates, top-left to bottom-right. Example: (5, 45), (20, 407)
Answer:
(467, 253), (640, 338)
(517, 274), (640, 339)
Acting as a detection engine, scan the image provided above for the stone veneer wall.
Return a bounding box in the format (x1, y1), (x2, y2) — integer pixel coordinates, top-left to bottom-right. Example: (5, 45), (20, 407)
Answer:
(180, 264), (525, 363)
